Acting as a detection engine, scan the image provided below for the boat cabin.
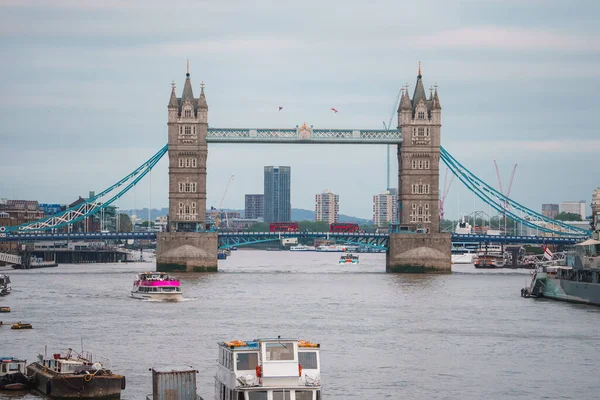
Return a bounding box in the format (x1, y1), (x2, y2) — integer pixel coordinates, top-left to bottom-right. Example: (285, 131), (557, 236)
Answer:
(38, 350), (99, 375)
(0, 358), (26, 376)
(215, 338), (321, 400)
(138, 272), (178, 281)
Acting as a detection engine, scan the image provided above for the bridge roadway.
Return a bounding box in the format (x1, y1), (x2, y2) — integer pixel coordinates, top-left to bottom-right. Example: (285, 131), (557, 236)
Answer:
(0, 231), (587, 248)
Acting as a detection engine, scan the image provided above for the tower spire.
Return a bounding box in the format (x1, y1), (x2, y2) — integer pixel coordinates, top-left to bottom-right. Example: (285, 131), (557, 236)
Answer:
(198, 80), (208, 109)
(418, 61), (422, 77)
(186, 59), (190, 77)
(168, 80), (178, 108)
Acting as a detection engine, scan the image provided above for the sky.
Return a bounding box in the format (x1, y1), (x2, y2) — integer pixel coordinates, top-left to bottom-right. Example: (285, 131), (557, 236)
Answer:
(0, 0), (599, 220)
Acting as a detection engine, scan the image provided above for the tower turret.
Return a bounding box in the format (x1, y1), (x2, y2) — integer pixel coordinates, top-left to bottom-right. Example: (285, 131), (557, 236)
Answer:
(197, 82), (208, 124)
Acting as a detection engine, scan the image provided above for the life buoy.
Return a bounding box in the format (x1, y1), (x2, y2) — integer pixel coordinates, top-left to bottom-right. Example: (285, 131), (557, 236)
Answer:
(298, 364), (303, 376)
(255, 365), (262, 378)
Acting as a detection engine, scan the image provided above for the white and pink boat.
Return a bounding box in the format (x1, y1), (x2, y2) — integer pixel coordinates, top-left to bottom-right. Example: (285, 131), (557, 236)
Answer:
(131, 272), (183, 301)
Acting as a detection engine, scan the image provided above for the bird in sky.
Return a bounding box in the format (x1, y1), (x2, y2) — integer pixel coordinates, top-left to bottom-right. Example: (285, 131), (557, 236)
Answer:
(331, 108), (338, 113)
(278, 106), (283, 111)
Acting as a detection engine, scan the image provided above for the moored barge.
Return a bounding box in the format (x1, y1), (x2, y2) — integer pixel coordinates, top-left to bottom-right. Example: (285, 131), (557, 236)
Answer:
(27, 348), (125, 399)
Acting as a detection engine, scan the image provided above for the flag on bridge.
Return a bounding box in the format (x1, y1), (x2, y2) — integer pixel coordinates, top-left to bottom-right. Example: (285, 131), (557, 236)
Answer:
(543, 245), (553, 260)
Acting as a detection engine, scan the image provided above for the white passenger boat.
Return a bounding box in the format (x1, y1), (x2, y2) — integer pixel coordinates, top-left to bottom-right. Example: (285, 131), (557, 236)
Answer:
(215, 338), (322, 400)
(131, 272), (183, 301)
(289, 245), (316, 252)
(339, 254), (359, 264)
(451, 248), (477, 264)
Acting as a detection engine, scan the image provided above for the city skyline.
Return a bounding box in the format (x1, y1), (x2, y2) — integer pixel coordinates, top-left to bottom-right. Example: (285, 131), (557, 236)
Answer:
(0, 1), (599, 221)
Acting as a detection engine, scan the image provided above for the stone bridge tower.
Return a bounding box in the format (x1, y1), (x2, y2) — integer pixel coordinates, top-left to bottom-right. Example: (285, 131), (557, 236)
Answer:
(167, 64), (208, 232)
(156, 63), (218, 272)
(386, 65), (451, 273)
(397, 65), (441, 232)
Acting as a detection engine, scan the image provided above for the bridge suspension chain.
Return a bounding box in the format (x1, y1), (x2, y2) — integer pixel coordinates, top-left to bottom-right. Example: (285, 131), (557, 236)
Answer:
(440, 146), (590, 236)
(6, 145), (168, 233)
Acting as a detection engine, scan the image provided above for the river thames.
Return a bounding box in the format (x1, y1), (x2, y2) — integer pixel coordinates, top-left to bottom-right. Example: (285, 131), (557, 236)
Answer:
(1, 250), (599, 399)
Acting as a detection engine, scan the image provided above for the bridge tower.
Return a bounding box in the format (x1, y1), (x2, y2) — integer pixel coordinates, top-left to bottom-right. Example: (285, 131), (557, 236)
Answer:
(156, 63), (218, 272)
(386, 64), (451, 273)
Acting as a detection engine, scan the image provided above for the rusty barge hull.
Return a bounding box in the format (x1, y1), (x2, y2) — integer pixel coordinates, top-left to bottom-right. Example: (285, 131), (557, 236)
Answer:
(27, 363), (124, 399)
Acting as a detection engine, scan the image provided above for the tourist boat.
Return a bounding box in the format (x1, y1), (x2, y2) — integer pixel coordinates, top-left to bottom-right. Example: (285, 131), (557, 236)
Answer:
(339, 254), (359, 264)
(0, 357), (29, 390)
(0, 274), (11, 296)
(474, 244), (507, 268)
(0, 306), (10, 313)
(215, 337), (322, 400)
(131, 272), (183, 301)
(27, 348), (125, 399)
(290, 245), (316, 252)
(451, 247), (477, 264)
(455, 217), (472, 234)
(218, 250), (228, 260)
(316, 245), (345, 252)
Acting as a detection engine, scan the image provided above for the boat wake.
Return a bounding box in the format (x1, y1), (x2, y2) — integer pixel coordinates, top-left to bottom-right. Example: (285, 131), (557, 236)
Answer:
(142, 297), (197, 302)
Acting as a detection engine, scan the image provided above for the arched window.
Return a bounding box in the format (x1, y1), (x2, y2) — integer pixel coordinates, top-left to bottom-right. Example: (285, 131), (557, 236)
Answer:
(418, 127), (425, 136)
(426, 128), (430, 137)
(184, 205), (190, 214)
(179, 126), (182, 134)
(192, 158), (197, 168)
(184, 109), (192, 118)
(418, 111), (425, 120)
(178, 158), (183, 167)
(185, 183), (191, 192)
(185, 159), (190, 168)
(418, 160), (423, 169)
(412, 128), (417, 137)
(191, 202), (196, 211)
(193, 127), (196, 134)
(412, 160), (417, 169)
(179, 182), (184, 192)
(185, 126), (191, 135)
(191, 183), (196, 192)
(424, 160), (430, 169)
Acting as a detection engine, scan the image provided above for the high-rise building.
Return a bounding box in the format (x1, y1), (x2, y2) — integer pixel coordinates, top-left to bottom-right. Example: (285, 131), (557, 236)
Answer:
(264, 166), (291, 223)
(397, 66), (441, 232)
(560, 201), (586, 220)
(373, 190), (398, 227)
(315, 190), (339, 224)
(166, 64), (208, 232)
(542, 203), (559, 219)
(245, 194), (264, 220)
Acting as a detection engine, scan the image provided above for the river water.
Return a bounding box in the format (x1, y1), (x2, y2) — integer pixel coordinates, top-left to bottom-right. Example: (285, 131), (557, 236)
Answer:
(1, 250), (599, 400)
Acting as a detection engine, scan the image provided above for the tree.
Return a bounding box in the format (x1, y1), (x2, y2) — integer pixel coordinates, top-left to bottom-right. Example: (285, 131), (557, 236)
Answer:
(554, 212), (582, 221)
(140, 221), (155, 227)
(118, 214), (133, 232)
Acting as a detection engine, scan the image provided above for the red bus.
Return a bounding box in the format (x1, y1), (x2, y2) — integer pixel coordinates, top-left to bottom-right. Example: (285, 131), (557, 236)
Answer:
(269, 222), (299, 232)
(329, 223), (359, 232)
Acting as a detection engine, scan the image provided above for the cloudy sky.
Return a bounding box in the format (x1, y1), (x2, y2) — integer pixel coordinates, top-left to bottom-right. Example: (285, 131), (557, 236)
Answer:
(0, 0), (598, 220)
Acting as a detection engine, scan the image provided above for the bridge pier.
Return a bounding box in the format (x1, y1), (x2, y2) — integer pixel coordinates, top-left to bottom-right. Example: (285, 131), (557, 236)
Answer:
(156, 232), (218, 272)
(386, 233), (451, 273)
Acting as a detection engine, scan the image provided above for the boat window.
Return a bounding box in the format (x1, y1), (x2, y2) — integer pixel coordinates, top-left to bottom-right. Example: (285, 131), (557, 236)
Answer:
(273, 390), (291, 400)
(248, 391), (267, 400)
(1, 364), (6, 372)
(237, 392), (245, 400)
(237, 353), (258, 370)
(298, 352), (318, 369)
(295, 391), (313, 400)
(9, 363), (19, 371)
(316, 390), (321, 400)
(266, 342), (294, 361)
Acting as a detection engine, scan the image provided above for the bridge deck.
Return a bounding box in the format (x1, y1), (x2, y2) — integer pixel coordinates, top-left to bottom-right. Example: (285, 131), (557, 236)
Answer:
(206, 127), (402, 144)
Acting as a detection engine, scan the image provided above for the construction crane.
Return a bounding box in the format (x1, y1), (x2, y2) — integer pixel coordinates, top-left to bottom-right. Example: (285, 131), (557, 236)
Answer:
(213, 174), (235, 230)
(494, 161), (517, 232)
(438, 167), (454, 220)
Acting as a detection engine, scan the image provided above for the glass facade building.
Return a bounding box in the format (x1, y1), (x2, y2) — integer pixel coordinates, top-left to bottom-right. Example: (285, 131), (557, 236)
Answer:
(264, 166), (291, 223)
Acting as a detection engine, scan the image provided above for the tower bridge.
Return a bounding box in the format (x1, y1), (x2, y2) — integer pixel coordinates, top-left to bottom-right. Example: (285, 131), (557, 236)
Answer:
(0, 64), (591, 273)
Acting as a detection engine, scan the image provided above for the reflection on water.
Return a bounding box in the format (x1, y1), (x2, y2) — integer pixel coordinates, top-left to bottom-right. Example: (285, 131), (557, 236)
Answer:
(1, 250), (599, 400)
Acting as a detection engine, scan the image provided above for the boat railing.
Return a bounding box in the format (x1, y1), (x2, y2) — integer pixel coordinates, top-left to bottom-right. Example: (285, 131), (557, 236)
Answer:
(146, 395), (203, 400)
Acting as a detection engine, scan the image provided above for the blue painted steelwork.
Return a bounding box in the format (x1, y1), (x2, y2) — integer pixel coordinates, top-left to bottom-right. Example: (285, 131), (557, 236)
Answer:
(451, 233), (585, 245)
(440, 147), (591, 237)
(0, 231), (584, 246)
(206, 127), (402, 144)
(218, 231), (390, 249)
(3, 145), (168, 233)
